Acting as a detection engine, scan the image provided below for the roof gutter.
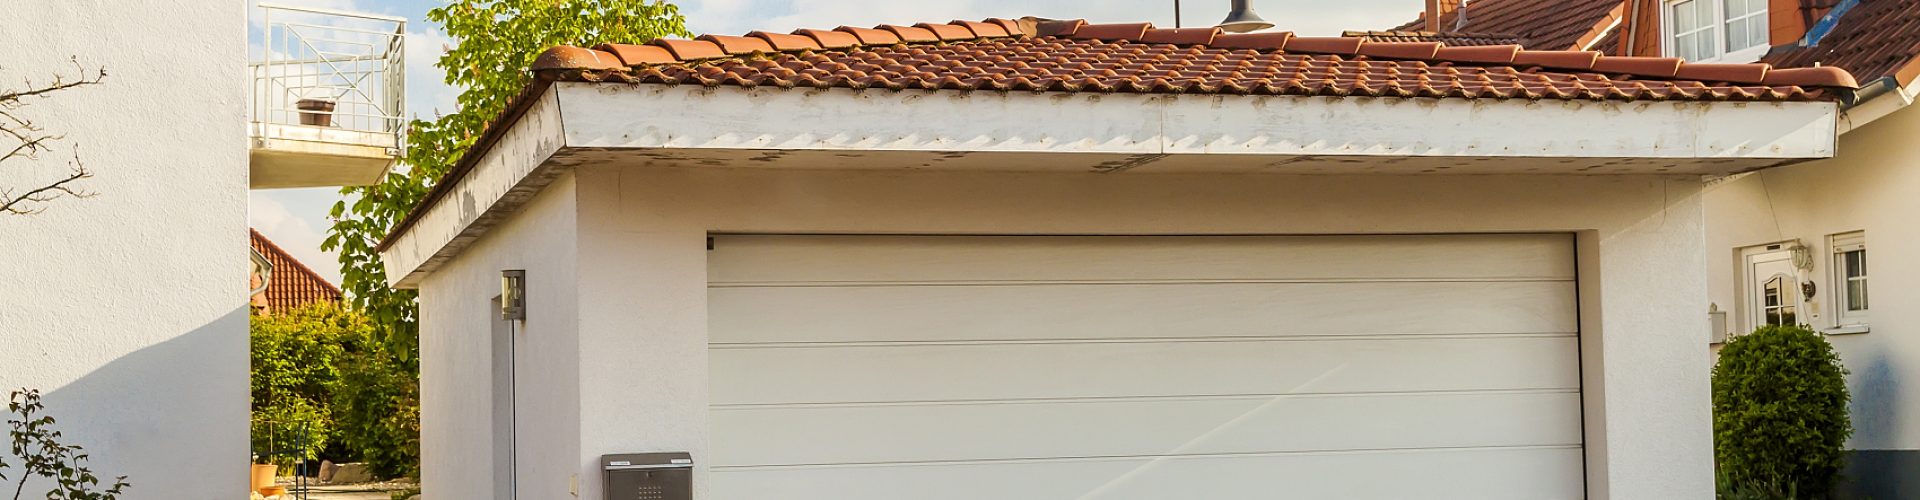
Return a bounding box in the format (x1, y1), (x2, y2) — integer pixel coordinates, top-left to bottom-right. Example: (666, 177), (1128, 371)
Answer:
(1837, 76), (1916, 133)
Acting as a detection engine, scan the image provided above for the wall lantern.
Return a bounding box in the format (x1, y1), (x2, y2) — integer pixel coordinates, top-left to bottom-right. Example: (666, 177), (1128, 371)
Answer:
(501, 270), (527, 321)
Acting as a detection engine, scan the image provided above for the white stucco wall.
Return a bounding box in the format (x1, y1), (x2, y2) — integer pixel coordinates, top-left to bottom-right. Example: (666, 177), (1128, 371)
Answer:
(0, 0), (248, 497)
(544, 166), (1714, 500)
(1706, 100), (1920, 453)
(417, 174), (581, 499)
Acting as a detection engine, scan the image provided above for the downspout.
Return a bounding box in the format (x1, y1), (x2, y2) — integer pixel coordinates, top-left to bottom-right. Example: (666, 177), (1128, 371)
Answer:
(1625, 0), (1643, 56)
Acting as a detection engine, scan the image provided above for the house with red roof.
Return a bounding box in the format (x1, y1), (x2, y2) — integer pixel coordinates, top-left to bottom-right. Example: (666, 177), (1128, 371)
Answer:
(374, 7), (1874, 500)
(249, 229), (343, 316)
(1390, 0), (1920, 497)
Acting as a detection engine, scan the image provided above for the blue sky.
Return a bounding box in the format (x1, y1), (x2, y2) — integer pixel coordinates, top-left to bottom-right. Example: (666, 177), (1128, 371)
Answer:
(251, 0), (1416, 284)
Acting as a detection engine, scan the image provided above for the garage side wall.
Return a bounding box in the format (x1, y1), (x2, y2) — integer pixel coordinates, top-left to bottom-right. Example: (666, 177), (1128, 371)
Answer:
(570, 166), (1712, 499)
(418, 174), (581, 499)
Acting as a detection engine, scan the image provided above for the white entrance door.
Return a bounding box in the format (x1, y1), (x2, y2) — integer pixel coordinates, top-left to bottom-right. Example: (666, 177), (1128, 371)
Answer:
(1743, 247), (1800, 330)
(707, 234), (1585, 500)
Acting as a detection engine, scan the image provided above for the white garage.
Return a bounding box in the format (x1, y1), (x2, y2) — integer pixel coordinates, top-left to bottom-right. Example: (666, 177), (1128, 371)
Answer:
(706, 234), (1585, 499)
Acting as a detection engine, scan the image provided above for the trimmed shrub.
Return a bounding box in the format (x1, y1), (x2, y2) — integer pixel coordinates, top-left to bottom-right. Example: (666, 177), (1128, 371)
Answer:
(1713, 324), (1851, 497)
(333, 344), (421, 479)
(251, 303), (357, 467)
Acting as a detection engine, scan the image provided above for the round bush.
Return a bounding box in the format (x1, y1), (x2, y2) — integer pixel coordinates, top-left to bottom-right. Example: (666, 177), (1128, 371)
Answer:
(1713, 324), (1851, 497)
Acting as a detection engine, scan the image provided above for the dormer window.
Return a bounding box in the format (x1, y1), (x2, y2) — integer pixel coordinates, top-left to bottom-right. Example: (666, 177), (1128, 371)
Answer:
(1666, 0), (1770, 62)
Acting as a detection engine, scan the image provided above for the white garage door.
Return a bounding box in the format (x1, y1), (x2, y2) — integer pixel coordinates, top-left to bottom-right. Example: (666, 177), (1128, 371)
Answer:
(707, 234), (1584, 500)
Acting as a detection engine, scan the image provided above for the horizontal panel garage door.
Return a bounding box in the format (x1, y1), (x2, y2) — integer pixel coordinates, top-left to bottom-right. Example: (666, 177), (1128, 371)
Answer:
(707, 234), (1583, 500)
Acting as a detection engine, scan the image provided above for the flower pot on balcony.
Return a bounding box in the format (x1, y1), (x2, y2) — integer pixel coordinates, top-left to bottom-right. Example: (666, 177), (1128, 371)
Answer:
(250, 463), (277, 493)
(295, 99), (336, 127)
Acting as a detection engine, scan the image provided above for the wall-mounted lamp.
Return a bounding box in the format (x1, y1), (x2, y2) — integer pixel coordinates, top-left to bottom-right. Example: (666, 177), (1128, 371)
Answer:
(501, 270), (527, 321)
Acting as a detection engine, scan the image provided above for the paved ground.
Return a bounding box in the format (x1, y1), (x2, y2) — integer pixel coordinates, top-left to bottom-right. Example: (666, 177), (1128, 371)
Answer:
(279, 482), (414, 500)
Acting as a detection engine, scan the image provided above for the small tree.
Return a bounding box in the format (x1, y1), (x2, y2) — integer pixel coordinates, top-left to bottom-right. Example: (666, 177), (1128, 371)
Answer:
(2, 389), (129, 500)
(1713, 324), (1852, 498)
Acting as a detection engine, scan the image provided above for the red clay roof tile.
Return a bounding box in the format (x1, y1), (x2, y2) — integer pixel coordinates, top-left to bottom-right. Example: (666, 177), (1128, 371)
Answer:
(986, 18), (1029, 36)
(1285, 36), (1366, 55)
(953, 20), (1011, 38)
(916, 22), (978, 41)
(1589, 56), (1682, 78)
(1140, 27), (1221, 45)
(749, 31), (822, 51)
(1763, 0), (1920, 85)
(697, 34), (775, 55)
(249, 229), (342, 315)
(1345, 30), (1527, 47)
(1512, 50), (1601, 71)
(531, 16), (1852, 106)
(1436, 45), (1521, 64)
(879, 24), (940, 43)
(1072, 22), (1152, 40)
(1032, 18), (1085, 37)
(650, 38), (725, 60)
(1209, 32), (1295, 50)
(531, 45), (625, 71)
(1358, 41), (1443, 59)
(795, 28), (860, 49)
(837, 26), (902, 45)
(1398, 0), (1624, 51)
(1674, 63), (1770, 85)
(1764, 67), (1860, 88)
(589, 43), (674, 66)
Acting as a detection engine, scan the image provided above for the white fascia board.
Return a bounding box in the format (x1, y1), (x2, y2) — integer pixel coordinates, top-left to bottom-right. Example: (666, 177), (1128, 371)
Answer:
(380, 89), (567, 288)
(557, 83), (1838, 159)
(380, 82), (1842, 286)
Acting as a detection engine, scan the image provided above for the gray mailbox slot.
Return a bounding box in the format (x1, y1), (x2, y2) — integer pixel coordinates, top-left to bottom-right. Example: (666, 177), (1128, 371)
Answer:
(603, 452), (693, 500)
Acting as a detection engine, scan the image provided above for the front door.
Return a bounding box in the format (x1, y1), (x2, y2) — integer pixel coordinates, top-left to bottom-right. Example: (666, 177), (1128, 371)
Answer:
(1744, 248), (1798, 330)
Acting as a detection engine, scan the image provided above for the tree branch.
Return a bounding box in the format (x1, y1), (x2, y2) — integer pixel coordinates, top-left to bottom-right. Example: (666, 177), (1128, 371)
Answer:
(0, 59), (104, 216)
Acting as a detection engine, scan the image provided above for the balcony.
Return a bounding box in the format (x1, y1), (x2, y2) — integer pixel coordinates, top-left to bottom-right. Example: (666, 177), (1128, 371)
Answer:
(249, 3), (404, 189)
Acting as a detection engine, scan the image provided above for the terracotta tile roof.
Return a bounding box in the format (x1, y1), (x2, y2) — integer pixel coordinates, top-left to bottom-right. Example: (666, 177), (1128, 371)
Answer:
(250, 229), (342, 315)
(1763, 0), (1920, 85)
(1343, 30), (1527, 46)
(375, 16), (1860, 253)
(533, 17), (1855, 102)
(1398, 0), (1626, 51)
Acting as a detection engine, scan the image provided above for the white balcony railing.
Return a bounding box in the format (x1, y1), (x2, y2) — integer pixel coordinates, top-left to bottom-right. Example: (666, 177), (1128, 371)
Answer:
(251, 3), (405, 149)
(248, 3), (405, 188)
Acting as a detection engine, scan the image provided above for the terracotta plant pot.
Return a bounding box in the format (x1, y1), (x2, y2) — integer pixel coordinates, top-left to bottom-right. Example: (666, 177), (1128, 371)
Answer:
(250, 463), (278, 493)
(295, 99), (335, 127)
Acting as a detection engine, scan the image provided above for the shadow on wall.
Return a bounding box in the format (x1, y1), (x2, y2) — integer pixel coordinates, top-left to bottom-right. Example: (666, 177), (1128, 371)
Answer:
(1841, 349), (1908, 500)
(20, 308), (249, 498)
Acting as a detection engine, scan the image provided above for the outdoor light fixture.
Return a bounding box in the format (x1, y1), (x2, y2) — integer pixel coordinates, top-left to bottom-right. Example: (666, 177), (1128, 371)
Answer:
(1216, 0), (1273, 33)
(501, 270), (527, 321)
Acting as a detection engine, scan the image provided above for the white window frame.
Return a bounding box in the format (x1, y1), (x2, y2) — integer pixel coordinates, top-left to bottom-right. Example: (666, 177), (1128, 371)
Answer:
(1829, 231), (1869, 332)
(1663, 0), (1771, 62)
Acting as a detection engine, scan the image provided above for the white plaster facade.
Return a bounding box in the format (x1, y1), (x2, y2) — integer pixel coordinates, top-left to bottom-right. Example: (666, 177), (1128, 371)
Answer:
(0, 0), (248, 497)
(387, 83), (1847, 499)
(1705, 87), (1920, 496)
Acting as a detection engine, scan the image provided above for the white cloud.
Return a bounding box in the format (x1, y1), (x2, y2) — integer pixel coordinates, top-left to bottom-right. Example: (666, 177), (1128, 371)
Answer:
(405, 28), (460, 118)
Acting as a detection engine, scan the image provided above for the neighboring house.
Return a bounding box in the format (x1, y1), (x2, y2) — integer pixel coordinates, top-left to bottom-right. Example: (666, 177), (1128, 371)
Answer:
(250, 228), (344, 315)
(376, 14), (1857, 499)
(0, 2), (399, 497)
(1390, 0), (1628, 51)
(1396, 0), (1920, 497)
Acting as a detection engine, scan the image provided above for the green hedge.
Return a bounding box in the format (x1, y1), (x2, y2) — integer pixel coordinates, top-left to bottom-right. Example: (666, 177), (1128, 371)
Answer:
(250, 303), (418, 478)
(1713, 324), (1851, 497)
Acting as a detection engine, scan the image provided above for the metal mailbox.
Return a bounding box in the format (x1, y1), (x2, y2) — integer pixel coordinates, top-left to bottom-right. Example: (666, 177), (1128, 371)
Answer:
(602, 452), (693, 500)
